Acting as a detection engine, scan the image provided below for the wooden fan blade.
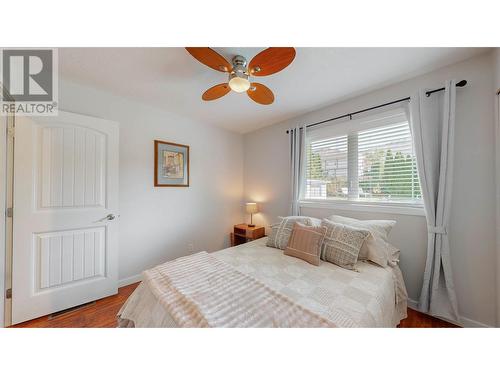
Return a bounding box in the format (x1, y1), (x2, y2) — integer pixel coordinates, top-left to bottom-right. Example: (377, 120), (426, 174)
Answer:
(202, 83), (231, 101)
(248, 47), (296, 76)
(247, 83), (274, 105)
(185, 47), (232, 73)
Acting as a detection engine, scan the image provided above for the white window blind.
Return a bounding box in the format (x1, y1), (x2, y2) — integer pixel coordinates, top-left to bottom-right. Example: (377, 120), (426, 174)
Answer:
(305, 108), (422, 205)
(306, 135), (348, 199)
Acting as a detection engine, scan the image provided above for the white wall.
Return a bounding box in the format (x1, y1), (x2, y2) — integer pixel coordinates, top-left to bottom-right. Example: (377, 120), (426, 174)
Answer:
(495, 48), (500, 89)
(494, 48), (500, 326)
(59, 80), (244, 285)
(244, 51), (497, 327)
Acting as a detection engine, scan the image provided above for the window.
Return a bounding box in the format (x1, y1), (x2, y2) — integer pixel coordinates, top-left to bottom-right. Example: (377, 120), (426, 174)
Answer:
(304, 108), (422, 206)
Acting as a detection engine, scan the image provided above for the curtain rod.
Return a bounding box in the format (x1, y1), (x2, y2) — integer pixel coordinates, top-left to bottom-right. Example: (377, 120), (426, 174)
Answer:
(286, 80), (467, 134)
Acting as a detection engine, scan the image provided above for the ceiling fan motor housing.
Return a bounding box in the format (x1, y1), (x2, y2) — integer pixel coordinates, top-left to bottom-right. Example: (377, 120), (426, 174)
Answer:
(232, 55), (248, 70)
(230, 56), (249, 78)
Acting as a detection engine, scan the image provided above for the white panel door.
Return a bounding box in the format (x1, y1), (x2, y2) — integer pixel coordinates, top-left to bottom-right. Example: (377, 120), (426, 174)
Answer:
(12, 111), (119, 324)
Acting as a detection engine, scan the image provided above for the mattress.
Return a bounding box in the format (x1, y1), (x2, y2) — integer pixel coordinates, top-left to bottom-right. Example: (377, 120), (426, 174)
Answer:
(118, 238), (408, 328)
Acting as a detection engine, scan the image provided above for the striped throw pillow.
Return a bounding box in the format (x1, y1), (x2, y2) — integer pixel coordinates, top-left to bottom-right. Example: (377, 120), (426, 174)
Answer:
(284, 222), (326, 266)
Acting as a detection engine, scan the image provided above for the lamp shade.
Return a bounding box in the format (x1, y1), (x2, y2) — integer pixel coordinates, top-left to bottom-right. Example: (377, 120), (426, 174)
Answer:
(245, 202), (258, 214)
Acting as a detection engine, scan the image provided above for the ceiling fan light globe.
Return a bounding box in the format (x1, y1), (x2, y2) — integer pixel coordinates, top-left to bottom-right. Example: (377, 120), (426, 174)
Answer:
(229, 76), (251, 93)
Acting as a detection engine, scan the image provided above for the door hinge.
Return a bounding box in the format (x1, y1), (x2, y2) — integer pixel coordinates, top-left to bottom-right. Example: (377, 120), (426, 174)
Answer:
(7, 126), (14, 138)
(6, 288), (12, 299)
(6, 207), (13, 218)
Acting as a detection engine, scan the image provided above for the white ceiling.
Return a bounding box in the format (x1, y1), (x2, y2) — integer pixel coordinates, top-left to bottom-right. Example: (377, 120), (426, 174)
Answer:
(59, 47), (489, 134)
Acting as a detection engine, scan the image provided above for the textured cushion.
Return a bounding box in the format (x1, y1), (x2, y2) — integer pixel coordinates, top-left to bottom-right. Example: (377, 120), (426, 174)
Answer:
(326, 215), (396, 267)
(321, 219), (370, 270)
(266, 216), (314, 249)
(284, 222), (326, 266)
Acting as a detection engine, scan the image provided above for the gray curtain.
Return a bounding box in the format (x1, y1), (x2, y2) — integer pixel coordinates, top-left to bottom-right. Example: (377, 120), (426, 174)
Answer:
(289, 126), (307, 216)
(409, 80), (459, 322)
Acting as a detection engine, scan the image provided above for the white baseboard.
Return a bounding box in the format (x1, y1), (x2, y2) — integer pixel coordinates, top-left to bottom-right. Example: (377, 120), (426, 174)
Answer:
(118, 274), (142, 288)
(407, 298), (493, 328)
(458, 316), (493, 328)
(407, 298), (419, 311)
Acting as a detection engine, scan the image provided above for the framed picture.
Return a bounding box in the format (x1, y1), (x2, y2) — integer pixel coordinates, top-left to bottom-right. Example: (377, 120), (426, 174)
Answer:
(154, 140), (190, 187)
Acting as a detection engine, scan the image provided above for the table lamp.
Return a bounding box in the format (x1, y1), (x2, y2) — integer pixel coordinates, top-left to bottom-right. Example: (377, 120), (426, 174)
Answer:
(245, 202), (258, 227)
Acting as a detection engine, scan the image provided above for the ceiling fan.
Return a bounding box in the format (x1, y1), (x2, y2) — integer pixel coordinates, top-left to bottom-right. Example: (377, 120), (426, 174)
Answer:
(185, 47), (296, 105)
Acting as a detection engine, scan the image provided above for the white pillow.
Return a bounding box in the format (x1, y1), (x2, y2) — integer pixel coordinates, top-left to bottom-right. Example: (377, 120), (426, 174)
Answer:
(308, 217), (322, 226)
(386, 242), (401, 268)
(326, 215), (396, 267)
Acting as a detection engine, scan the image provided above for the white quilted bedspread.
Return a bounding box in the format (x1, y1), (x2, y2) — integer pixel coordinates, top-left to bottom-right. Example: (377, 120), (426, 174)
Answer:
(118, 238), (407, 328)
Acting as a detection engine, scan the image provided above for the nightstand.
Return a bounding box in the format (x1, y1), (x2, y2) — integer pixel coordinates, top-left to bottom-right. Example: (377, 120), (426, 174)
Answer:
(231, 224), (265, 246)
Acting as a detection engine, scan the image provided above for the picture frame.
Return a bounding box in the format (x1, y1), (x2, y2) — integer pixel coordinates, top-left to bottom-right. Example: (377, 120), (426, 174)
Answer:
(154, 140), (190, 187)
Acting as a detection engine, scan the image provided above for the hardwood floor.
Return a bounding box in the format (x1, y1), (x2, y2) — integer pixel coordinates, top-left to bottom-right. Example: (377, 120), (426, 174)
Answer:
(11, 283), (140, 328)
(398, 308), (458, 328)
(11, 282), (458, 328)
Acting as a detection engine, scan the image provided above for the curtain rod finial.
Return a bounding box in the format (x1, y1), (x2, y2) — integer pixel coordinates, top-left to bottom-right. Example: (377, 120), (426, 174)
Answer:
(457, 80), (467, 87)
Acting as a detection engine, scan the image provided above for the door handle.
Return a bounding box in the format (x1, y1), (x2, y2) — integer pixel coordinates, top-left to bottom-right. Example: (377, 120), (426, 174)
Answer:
(94, 213), (119, 223)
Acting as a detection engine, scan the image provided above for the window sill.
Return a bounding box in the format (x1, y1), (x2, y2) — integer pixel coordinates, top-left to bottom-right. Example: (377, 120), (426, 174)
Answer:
(299, 199), (426, 217)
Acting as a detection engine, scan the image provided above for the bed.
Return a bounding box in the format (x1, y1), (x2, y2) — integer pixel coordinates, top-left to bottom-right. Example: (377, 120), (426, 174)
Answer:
(117, 237), (408, 328)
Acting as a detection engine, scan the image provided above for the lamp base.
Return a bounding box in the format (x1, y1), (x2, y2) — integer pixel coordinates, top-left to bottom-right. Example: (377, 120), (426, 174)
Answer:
(248, 224), (256, 227)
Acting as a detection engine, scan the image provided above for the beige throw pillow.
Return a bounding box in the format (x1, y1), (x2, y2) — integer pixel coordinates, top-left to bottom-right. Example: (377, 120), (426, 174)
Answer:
(266, 216), (314, 250)
(284, 222), (326, 266)
(321, 219), (370, 270)
(326, 215), (396, 267)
